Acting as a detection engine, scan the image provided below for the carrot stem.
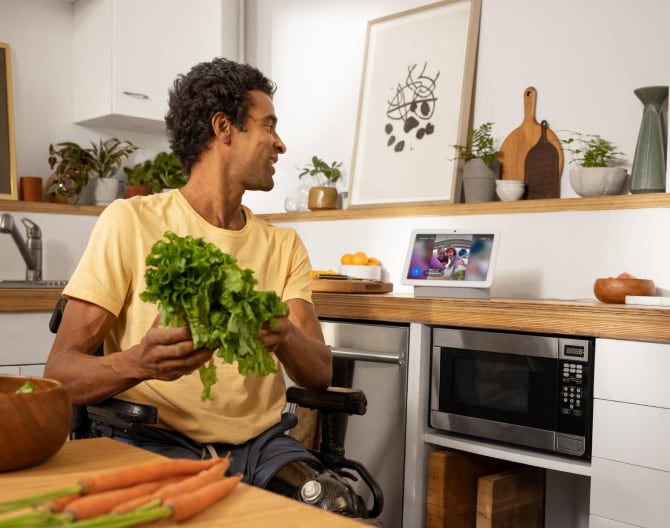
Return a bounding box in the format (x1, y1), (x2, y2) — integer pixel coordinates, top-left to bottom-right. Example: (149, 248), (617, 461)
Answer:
(64, 507), (171, 528)
(0, 485), (82, 514)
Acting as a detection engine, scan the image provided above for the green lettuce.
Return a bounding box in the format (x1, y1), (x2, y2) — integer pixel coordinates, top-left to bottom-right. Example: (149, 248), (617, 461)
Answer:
(140, 231), (287, 400)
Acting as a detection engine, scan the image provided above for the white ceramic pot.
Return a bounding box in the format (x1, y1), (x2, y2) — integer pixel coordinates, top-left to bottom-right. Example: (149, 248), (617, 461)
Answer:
(569, 167), (627, 197)
(93, 178), (121, 205)
(462, 159), (500, 203)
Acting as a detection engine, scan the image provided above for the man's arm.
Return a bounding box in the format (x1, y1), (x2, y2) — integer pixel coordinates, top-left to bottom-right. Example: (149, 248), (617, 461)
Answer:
(259, 298), (332, 391)
(44, 298), (213, 406)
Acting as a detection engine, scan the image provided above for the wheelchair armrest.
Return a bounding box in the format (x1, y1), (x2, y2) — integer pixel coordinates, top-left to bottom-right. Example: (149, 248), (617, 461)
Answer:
(86, 398), (158, 429)
(286, 386), (367, 416)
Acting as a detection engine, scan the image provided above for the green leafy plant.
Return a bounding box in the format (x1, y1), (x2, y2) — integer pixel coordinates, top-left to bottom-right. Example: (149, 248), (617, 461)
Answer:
(123, 160), (154, 187)
(140, 231), (288, 401)
(47, 141), (94, 202)
(88, 138), (138, 179)
(152, 152), (188, 189)
(561, 132), (624, 168)
(452, 122), (499, 166)
(298, 156), (342, 187)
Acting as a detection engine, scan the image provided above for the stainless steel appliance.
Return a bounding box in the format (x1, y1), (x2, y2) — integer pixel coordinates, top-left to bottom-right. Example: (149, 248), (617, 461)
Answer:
(320, 319), (409, 528)
(431, 327), (594, 459)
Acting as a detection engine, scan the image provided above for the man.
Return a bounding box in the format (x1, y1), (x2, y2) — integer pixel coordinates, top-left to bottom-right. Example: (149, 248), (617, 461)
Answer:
(45, 58), (333, 484)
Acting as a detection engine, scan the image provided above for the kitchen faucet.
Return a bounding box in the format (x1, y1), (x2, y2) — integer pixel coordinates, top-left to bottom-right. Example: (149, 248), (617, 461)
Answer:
(0, 213), (42, 281)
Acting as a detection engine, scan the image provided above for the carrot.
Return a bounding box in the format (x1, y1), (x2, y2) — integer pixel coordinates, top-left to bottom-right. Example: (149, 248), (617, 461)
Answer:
(79, 457), (221, 495)
(44, 492), (81, 513)
(64, 477), (178, 521)
(112, 457), (230, 514)
(166, 473), (243, 522)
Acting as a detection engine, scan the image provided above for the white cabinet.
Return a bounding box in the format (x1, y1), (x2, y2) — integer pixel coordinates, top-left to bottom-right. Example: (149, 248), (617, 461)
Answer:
(73, 0), (240, 132)
(590, 339), (670, 528)
(590, 515), (643, 527)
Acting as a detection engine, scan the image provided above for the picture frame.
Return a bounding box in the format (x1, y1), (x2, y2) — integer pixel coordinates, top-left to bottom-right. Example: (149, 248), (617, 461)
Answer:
(0, 42), (17, 200)
(348, 0), (481, 207)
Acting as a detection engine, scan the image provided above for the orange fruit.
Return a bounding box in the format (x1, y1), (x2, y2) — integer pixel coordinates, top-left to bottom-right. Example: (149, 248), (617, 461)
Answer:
(341, 253), (354, 265)
(352, 252), (368, 265)
(367, 257), (380, 266)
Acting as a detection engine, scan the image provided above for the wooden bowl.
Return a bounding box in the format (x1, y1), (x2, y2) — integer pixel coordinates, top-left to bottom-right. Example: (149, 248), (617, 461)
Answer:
(593, 277), (656, 304)
(0, 376), (71, 472)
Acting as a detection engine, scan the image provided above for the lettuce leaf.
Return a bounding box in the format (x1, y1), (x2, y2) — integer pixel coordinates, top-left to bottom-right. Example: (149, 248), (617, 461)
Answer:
(140, 231), (287, 400)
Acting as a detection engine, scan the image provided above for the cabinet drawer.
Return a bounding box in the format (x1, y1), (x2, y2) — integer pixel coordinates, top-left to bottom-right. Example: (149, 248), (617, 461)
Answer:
(591, 457), (670, 527)
(0, 366), (20, 375)
(593, 399), (670, 471)
(590, 515), (642, 527)
(595, 339), (670, 408)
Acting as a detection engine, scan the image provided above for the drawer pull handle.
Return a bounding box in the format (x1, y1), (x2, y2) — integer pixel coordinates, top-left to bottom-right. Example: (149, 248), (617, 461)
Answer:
(122, 91), (150, 100)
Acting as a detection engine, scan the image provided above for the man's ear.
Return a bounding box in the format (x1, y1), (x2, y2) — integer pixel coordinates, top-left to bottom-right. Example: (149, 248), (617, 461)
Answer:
(211, 112), (232, 144)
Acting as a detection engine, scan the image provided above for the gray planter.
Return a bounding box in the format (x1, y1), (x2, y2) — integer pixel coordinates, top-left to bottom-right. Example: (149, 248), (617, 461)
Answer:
(462, 159), (500, 203)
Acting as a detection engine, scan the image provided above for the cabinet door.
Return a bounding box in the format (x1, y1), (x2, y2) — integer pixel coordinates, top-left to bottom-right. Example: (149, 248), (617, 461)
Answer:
(0, 366), (20, 375)
(591, 457), (670, 527)
(595, 339), (670, 408)
(112, 0), (225, 121)
(19, 364), (45, 377)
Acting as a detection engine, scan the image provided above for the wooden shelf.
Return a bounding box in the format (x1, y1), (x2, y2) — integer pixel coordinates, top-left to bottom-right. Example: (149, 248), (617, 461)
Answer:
(0, 288), (63, 312)
(1, 193), (669, 220)
(0, 199), (104, 216)
(312, 293), (670, 344)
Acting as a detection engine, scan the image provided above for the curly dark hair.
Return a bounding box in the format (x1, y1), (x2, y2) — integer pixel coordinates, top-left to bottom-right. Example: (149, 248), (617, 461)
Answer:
(165, 58), (276, 174)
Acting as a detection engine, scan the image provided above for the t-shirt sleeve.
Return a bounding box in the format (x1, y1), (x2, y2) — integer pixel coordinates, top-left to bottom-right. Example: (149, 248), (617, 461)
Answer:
(62, 200), (134, 316)
(281, 232), (313, 304)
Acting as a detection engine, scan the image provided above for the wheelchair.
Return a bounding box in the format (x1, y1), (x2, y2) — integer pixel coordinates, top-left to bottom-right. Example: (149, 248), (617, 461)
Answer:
(49, 297), (383, 522)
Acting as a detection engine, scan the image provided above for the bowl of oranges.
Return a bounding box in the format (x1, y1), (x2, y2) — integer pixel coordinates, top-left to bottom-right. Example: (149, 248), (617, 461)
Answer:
(340, 252), (382, 281)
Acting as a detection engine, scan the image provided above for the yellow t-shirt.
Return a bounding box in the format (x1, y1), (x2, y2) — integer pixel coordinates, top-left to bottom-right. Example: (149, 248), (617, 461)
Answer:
(63, 190), (313, 444)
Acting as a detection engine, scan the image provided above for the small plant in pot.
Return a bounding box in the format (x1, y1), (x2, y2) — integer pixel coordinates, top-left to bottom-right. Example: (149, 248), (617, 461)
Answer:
(89, 138), (138, 205)
(46, 142), (93, 204)
(561, 132), (626, 197)
(453, 122), (500, 203)
(298, 156), (342, 210)
(152, 151), (188, 191)
(122, 159), (153, 198)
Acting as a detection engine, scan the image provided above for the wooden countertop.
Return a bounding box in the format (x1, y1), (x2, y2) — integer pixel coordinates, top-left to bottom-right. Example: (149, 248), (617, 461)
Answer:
(0, 438), (362, 527)
(3, 289), (670, 343)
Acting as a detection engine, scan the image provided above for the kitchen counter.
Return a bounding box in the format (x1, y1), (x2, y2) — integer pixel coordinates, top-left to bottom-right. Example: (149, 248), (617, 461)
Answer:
(4, 289), (670, 343)
(0, 438), (362, 527)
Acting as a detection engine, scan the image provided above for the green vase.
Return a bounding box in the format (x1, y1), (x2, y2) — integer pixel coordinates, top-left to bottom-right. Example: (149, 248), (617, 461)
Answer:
(630, 85), (668, 194)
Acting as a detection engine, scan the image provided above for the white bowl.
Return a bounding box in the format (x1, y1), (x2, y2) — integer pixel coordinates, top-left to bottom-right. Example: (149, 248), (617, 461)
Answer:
(569, 167), (627, 197)
(340, 265), (382, 281)
(496, 183), (525, 201)
(496, 180), (525, 187)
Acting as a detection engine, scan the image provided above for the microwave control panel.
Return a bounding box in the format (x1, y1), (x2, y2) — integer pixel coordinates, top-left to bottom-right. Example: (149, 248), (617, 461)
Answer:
(560, 361), (585, 417)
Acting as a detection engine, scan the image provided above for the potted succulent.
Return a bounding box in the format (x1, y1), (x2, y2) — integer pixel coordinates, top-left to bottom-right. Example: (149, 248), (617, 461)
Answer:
(561, 132), (626, 197)
(298, 156), (342, 210)
(453, 122), (500, 203)
(46, 142), (93, 204)
(152, 151), (188, 191)
(88, 138), (138, 205)
(122, 159), (153, 198)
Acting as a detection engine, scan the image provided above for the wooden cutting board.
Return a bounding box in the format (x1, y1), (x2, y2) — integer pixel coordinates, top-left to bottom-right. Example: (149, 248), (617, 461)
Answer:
(498, 87), (563, 181)
(311, 278), (393, 294)
(525, 119), (560, 199)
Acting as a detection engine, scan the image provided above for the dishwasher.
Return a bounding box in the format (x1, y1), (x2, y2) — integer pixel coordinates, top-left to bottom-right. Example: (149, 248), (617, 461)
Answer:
(320, 319), (409, 528)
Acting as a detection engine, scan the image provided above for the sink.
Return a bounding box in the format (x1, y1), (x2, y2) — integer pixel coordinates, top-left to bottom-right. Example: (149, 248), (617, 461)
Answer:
(0, 280), (68, 289)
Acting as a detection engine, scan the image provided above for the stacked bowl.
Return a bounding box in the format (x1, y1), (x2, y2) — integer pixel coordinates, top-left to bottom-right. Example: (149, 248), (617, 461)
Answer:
(495, 180), (526, 201)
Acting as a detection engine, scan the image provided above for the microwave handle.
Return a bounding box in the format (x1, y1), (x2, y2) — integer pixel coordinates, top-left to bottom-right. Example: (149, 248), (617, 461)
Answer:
(329, 346), (404, 365)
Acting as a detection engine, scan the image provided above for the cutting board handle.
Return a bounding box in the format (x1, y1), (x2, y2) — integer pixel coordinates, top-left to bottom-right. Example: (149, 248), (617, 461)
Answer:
(523, 87), (538, 126)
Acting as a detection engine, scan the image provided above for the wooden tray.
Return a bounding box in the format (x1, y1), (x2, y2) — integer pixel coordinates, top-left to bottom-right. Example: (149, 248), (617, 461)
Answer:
(311, 278), (393, 294)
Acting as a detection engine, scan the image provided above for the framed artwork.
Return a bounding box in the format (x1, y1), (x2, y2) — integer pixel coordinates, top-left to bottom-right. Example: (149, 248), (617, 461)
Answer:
(0, 42), (17, 200)
(349, 0), (481, 207)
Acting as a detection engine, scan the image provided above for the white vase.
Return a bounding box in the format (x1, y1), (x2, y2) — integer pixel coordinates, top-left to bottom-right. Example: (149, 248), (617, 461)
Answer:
(93, 178), (120, 205)
(569, 167), (627, 197)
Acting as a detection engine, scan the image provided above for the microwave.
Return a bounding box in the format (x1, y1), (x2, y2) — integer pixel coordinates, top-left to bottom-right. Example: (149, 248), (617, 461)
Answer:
(430, 327), (594, 459)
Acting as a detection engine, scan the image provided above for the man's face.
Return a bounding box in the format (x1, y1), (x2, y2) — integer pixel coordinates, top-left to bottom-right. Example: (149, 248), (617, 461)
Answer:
(231, 90), (286, 192)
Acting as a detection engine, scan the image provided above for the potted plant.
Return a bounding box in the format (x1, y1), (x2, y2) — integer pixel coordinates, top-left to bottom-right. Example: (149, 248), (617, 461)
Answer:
(46, 142), (93, 204)
(152, 151), (188, 191)
(88, 138), (138, 205)
(453, 122), (500, 203)
(298, 156), (342, 210)
(122, 159), (153, 198)
(561, 132), (626, 197)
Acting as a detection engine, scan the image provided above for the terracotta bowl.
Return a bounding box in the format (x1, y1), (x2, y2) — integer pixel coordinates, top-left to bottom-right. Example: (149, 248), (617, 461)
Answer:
(593, 277), (656, 304)
(0, 376), (71, 472)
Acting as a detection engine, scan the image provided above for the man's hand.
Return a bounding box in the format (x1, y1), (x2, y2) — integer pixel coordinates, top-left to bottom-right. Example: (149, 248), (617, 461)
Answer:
(134, 315), (215, 381)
